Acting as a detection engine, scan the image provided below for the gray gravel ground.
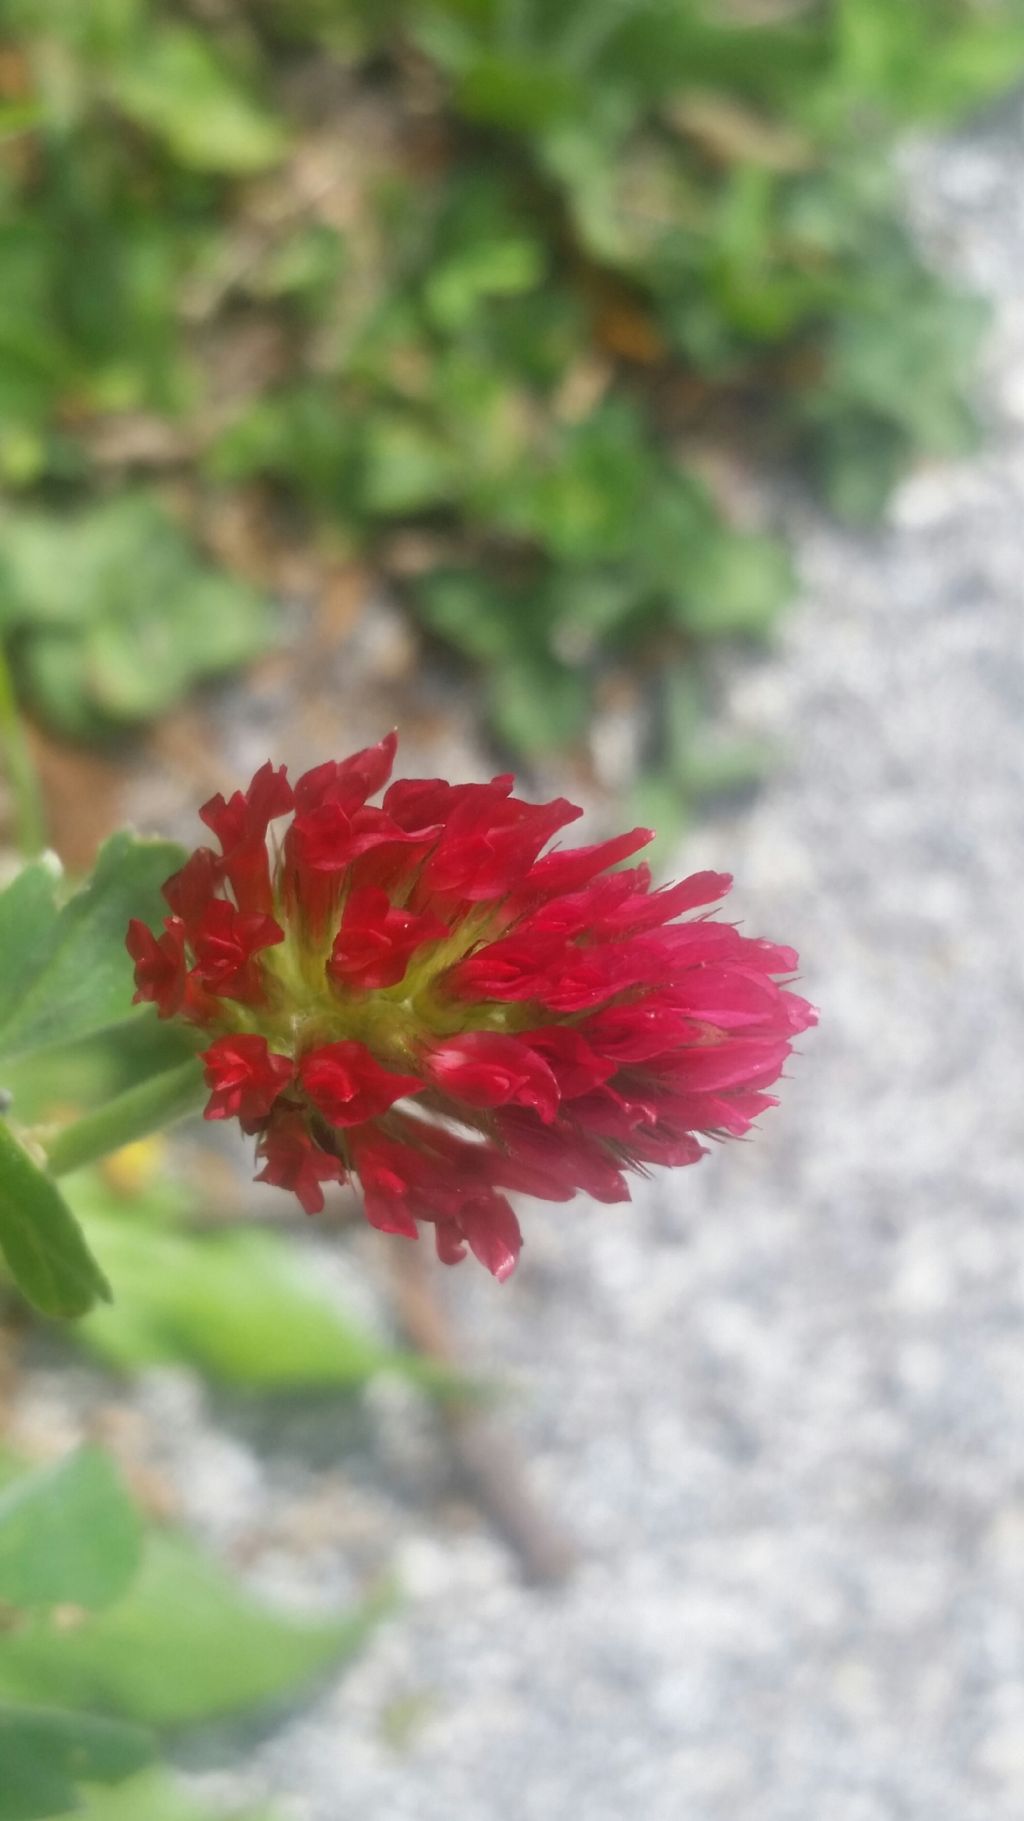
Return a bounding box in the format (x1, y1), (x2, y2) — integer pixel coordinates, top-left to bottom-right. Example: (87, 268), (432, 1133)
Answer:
(17, 99), (1024, 1821)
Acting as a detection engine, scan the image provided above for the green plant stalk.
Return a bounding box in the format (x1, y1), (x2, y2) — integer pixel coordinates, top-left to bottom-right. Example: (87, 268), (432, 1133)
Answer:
(43, 1061), (207, 1179)
(0, 641), (46, 858)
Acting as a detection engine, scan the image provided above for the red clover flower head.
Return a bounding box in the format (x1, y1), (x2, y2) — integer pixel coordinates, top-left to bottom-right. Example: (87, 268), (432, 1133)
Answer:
(126, 734), (815, 1280)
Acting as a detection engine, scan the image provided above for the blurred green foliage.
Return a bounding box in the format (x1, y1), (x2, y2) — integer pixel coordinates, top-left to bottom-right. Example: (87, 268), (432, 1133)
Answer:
(1, 0), (1021, 812)
(0, 827), (451, 1810)
(0, 836), (187, 1317)
(76, 1772), (279, 1821)
(0, 500), (274, 740)
(0, 1523), (382, 1729)
(0, 844), (461, 1396)
(0, 836), (184, 1064)
(0, 1446), (141, 1612)
(0, 1445), (376, 1819)
(0, 1703), (153, 1821)
(66, 1163), (460, 1393)
(0, 1448), (155, 1820)
(0, 844), (461, 1395)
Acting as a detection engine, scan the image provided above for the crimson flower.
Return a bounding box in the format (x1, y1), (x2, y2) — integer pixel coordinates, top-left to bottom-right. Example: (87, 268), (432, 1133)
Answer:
(127, 734), (814, 1280)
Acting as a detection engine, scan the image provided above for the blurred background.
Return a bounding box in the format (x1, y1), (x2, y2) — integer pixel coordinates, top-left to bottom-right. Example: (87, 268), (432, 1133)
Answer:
(0, 4), (1023, 1818)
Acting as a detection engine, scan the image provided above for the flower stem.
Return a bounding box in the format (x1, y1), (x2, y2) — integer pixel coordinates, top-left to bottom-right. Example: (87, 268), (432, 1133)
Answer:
(0, 641), (46, 858)
(43, 1061), (207, 1179)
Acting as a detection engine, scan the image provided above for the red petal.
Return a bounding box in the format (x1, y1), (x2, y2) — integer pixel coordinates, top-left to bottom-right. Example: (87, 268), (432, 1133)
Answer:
(295, 732), (399, 815)
(597, 871), (733, 935)
(201, 1034), (292, 1129)
(190, 900), (283, 1002)
(582, 1000), (693, 1064)
(328, 887), (446, 991)
(255, 1111), (345, 1215)
(199, 763), (291, 915)
(521, 828), (653, 896)
(125, 917), (187, 1018)
(162, 847), (221, 926)
(335, 729), (399, 801)
(434, 1220), (468, 1267)
(422, 794), (582, 899)
(645, 1035), (793, 1094)
(518, 1027), (615, 1099)
(298, 1040), (423, 1127)
(458, 1195), (522, 1282)
(493, 1110), (632, 1204)
(423, 1032), (560, 1123)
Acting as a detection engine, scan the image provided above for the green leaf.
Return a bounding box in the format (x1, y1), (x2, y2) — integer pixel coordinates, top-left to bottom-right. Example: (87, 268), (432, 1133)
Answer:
(0, 1022), (198, 1135)
(109, 26), (287, 174)
(0, 860), (60, 1035)
(87, 570), (273, 725)
(660, 658), (775, 800)
(623, 771), (691, 870)
(0, 1703), (153, 1821)
(0, 1532), (388, 1729)
(547, 570), (642, 645)
(2, 499), (274, 738)
(207, 388), (358, 507)
(44, 1063), (206, 1182)
(12, 635), (102, 744)
(359, 415), (459, 517)
(487, 653), (590, 757)
(243, 222), (347, 305)
(415, 568), (593, 758)
(823, 279), (985, 452)
(424, 236), (545, 333)
(674, 532), (794, 639)
(806, 414), (907, 524)
(414, 571), (522, 665)
(0, 834), (186, 1065)
(455, 55), (583, 132)
(497, 406), (654, 564)
(678, 735), (776, 799)
(76, 1767), (278, 1821)
(829, 0), (1024, 125)
(0, 1122), (110, 1320)
(74, 1195), (445, 1392)
(661, 664), (706, 781)
(0, 1448), (141, 1613)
